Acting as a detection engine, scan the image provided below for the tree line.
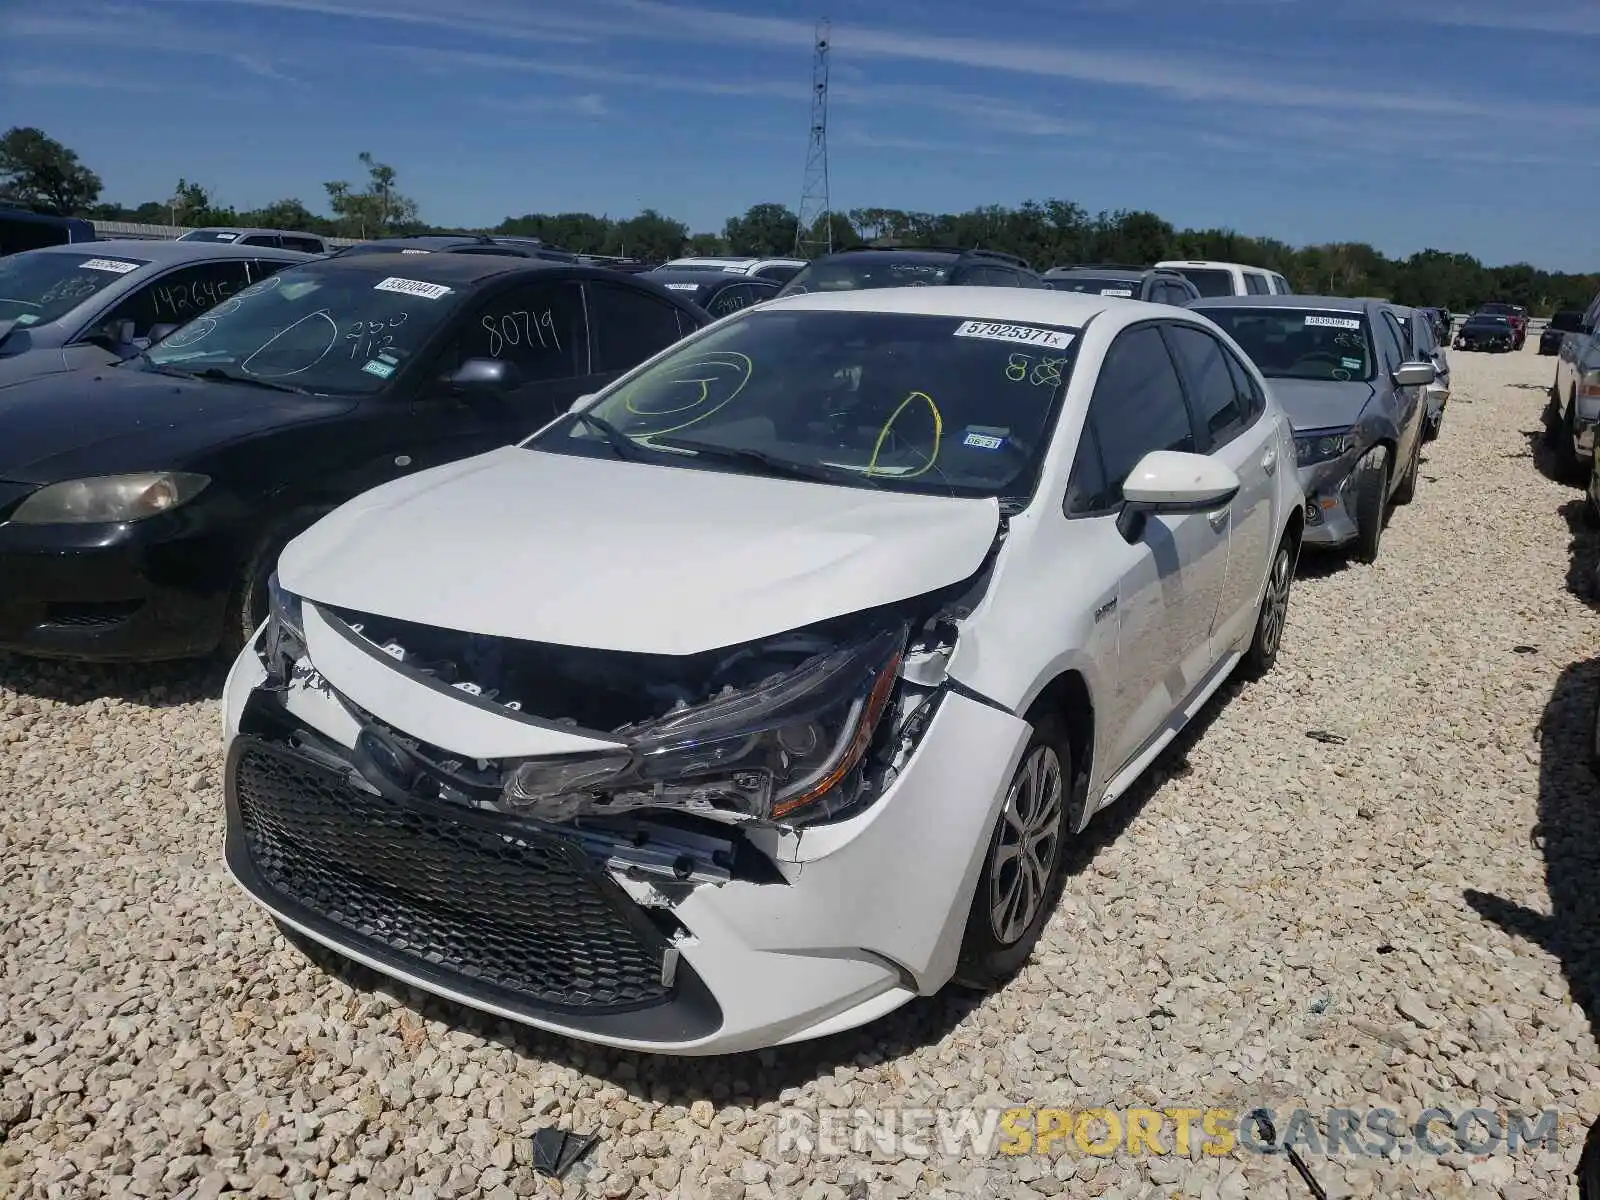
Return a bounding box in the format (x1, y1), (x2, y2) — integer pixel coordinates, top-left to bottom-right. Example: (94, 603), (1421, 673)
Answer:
(3, 126), (1595, 316)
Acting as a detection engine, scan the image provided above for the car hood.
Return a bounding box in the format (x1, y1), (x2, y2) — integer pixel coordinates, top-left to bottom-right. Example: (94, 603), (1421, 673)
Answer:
(1266, 378), (1376, 432)
(279, 444), (1003, 656)
(0, 364), (354, 483)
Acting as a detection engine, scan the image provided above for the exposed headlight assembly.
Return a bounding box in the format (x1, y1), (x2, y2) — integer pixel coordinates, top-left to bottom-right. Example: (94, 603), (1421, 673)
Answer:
(503, 623), (909, 827)
(1293, 429), (1356, 467)
(261, 572), (307, 681)
(8, 471), (209, 525)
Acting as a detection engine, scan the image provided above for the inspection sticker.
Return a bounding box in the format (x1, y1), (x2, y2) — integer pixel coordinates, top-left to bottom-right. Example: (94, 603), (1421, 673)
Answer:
(373, 277), (452, 300)
(361, 359), (396, 379)
(15, 313), (39, 326)
(964, 432), (1005, 450)
(954, 320), (1073, 350)
(1304, 315), (1361, 330)
(1100, 288), (1135, 297)
(80, 258), (140, 274)
(1341, 356), (1363, 370)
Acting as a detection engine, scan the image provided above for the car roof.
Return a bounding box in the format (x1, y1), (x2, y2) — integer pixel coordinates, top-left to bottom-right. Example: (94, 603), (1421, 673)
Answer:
(27, 238), (312, 263)
(304, 251), (583, 284)
(1190, 294), (1372, 314)
(1156, 259), (1274, 272)
(762, 284), (1167, 324)
(185, 227), (321, 238)
(1045, 266), (1144, 279)
(647, 269), (768, 287)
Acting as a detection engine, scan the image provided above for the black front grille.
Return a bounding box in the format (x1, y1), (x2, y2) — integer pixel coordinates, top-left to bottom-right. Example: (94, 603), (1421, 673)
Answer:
(230, 737), (675, 1014)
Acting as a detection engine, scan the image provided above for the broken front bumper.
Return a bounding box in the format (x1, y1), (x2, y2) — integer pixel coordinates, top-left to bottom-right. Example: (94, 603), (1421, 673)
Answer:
(220, 623), (1032, 1055)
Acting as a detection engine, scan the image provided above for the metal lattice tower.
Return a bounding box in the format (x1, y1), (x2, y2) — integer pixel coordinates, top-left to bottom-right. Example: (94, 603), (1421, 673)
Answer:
(794, 19), (832, 257)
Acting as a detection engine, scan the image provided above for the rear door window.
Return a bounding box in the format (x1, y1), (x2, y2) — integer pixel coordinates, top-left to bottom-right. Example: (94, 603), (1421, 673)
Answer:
(587, 282), (689, 373)
(1164, 324), (1253, 450)
(1244, 272), (1271, 295)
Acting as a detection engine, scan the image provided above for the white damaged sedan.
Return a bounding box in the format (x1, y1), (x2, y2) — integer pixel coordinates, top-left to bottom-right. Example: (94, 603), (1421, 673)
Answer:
(222, 287), (1306, 1054)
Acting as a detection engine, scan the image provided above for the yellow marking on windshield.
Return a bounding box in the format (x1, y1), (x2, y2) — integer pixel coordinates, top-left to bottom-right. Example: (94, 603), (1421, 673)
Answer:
(866, 391), (943, 479)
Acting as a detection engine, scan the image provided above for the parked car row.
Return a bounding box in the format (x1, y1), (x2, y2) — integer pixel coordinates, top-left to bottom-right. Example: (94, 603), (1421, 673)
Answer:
(0, 236), (1450, 1055)
(1545, 287), (1600, 485)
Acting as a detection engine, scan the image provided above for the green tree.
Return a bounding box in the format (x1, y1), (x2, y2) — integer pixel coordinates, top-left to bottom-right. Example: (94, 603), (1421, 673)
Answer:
(0, 126), (102, 216)
(609, 209), (690, 261)
(724, 203), (800, 256)
(324, 151), (419, 239)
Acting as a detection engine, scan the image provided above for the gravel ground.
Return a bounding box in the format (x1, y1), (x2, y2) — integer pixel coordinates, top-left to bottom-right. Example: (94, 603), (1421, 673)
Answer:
(3, 342), (1599, 1200)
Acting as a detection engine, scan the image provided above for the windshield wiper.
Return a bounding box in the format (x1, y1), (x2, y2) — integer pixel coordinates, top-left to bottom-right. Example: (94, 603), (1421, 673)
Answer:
(133, 353), (195, 380)
(648, 436), (880, 487)
(189, 367), (313, 395)
(570, 410), (650, 461)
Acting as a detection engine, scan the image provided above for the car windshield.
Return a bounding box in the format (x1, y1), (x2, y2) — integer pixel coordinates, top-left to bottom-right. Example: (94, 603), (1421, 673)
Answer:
(1048, 275), (1139, 296)
(1169, 268), (1236, 298)
(1194, 306), (1375, 382)
(529, 308), (1081, 500)
(778, 257), (953, 296)
(0, 250), (151, 325)
(141, 263), (468, 394)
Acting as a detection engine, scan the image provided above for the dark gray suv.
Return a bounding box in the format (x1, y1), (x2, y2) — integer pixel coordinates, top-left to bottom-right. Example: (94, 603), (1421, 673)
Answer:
(1043, 265), (1201, 305)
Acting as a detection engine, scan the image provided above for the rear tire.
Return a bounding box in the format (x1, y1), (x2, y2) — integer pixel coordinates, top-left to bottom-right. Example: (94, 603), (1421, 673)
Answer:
(1237, 533), (1295, 681)
(1352, 447), (1389, 564)
(1392, 432), (1421, 506)
(953, 713), (1074, 990)
(1556, 396), (1586, 484)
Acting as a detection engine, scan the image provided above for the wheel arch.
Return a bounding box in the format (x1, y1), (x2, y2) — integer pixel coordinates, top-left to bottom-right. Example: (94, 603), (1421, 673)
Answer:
(1020, 669), (1095, 832)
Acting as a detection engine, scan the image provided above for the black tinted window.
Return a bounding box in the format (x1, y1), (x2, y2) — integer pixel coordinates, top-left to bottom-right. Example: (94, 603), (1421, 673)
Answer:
(1376, 312), (1406, 368)
(588, 283), (686, 372)
(706, 284), (756, 319)
(455, 281), (587, 382)
(1165, 325), (1251, 449)
(1244, 273), (1271, 295)
(1174, 268), (1236, 298)
(1065, 421), (1110, 513)
(1221, 344), (1267, 422)
(1089, 326), (1195, 505)
(239, 235), (281, 248)
(102, 260), (256, 337)
(283, 237), (324, 254)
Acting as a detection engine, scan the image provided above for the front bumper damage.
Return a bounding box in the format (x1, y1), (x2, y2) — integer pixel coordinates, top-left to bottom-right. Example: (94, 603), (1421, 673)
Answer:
(221, 594), (1032, 1055)
(1297, 457), (1361, 547)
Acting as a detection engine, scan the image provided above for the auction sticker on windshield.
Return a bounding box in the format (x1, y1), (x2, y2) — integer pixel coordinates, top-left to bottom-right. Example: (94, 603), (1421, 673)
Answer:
(80, 258), (141, 275)
(1304, 315), (1361, 330)
(373, 277), (452, 301)
(1100, 288), (1135, 297)
(954, 320), (1074, 350)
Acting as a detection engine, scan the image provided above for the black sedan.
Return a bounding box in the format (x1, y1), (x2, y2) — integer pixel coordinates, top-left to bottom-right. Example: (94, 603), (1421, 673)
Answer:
(1454, 313), (1516, 352)
(646, 269), (781, 318)
(1542, 309), (1586, 355)
(0, 253), (710, 662)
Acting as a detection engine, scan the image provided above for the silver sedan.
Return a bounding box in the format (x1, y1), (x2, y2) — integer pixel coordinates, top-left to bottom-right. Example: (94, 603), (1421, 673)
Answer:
(0, 239), (312, 387)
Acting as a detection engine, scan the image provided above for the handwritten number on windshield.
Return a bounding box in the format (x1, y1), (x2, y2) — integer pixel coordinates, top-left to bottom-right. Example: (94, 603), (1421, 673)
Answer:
(1005, 352), (1067, 387)
(480, 310), (560, 359)
(345, 312), (408, 360)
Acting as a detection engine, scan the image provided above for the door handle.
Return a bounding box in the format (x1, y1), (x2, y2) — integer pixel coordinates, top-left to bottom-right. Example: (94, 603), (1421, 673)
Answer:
(1261, 447), (1277, 475)
(1207, 507), (1230, 531)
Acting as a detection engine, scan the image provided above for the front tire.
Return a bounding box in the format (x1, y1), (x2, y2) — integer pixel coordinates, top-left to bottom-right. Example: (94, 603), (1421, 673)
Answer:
(218, 508), (331, 662)
(1556, 396), (1586, 483)
(1352, 446), (1390, 564)
(1238, 533), (1295, 680)
(954, 714), (1073, 990)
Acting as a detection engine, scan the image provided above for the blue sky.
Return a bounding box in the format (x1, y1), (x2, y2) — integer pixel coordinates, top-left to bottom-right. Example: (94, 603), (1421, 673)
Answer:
(2, 0), (1597, 270)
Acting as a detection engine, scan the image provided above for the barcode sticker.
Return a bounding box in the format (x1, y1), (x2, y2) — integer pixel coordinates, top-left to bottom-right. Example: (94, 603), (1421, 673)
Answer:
(373, 277), (452, 300)
(80, 258), (140, 274)
(1304, 315), (1361, 330)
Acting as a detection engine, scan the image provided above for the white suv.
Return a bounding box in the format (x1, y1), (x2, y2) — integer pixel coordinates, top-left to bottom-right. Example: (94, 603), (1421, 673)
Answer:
(223, 286), (1306, 1055)
(1156, 259), (1291, 299)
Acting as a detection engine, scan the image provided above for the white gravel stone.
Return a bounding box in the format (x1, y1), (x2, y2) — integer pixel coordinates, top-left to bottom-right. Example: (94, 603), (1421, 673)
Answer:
(1, 343), (1597, 1199)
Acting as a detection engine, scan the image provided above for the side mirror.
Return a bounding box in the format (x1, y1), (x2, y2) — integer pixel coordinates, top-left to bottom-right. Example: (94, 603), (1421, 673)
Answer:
(442, 357), (521, 392)
(147, 323), (180, 345)
(1116, 450), (1241, 544)
(1392, 361), (1437, 388)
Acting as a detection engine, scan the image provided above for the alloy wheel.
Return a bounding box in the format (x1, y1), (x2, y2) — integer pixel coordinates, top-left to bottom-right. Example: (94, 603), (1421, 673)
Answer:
(988, 745), (1065, 945)
(1260, 546), (1292, 659)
